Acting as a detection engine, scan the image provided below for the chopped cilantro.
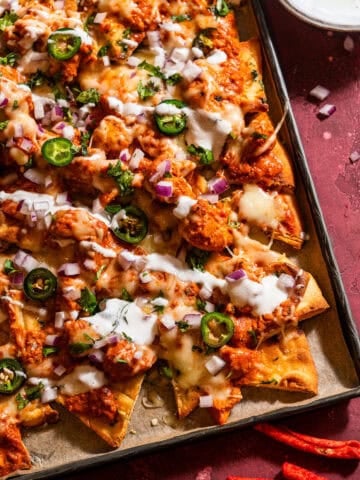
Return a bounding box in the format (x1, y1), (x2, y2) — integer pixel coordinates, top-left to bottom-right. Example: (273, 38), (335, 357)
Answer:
(196, 297), (207, 312)
(138, 60), (164, 79)
(187, 144), (214, 165)
(4, 259), (17, 275)
(80, 131), (91, 156)
(12, 99), (18, 110)
(165, 73), (183, 86)
(214, 0), (230, 17)
(122, 332), (133, 342)
(97, 43), (111, 58)
(186, 247), (211, 272)
(260, 378), (279, 385)
(0, 11), (18, 31)
(252, 131), (268, 140)
(107, 161), (135, 196)
(122, 28), (131, 39)
(192, 345), (203, 353)
(0, 52), (17, 67)
(171, 14), (191, 22)
(104, 204), (123, 215)
(42, 346), (58, 357)
(84, 13), (95, 32)
(121, 288), (133, 302)
(251, 69), (258, 80)
(175, 321), (190, 333)
(78, 287), (98, 314)
(0, 120), (9, 131)
(116, 358), (129, 364)
(24, 383), (44, 401)
(26, 70), (48, 90)
(69, 342), (92, 355)
(16, 393), (28, 410)
(248, 329), (258, 347)
(95, 264), (107, 280)
(76, 88), (100, 105)
(160, 364), (173, 379)
(137, 80), (159, 101)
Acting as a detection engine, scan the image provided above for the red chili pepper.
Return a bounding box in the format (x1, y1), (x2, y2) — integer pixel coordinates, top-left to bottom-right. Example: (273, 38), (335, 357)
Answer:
(254, 423), (360, 460)
(282, 462), (328, 480)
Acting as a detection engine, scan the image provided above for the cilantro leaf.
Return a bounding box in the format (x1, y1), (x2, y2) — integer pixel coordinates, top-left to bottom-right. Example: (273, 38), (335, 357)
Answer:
(121, 288), (133, 302)
(84, 14), (95, 32)
(42, 346), (58, 357)
(171, 14), (192, 22)
(97, 43), (111, 57)
(215, 0), (230, 17)
(69, 342), (92, 355)
(138, 60), (165, 79)
(175, 321), (190, 333)
(0, 52), (17, 66)
(186, 248), (211, 272)
(80, 131), (91, 156)
(137, 80), (159, 101)
(107, 161), (135, 196)
(78, 287), (98, 314)
(0, 11), (18, 31)
(187, 144), (214, 165)
(26, 70), (48, 90)
(16, 393), (29, 410)
(76, 88), (100, 105)
(165, 73), (183, 86)
(4, 259), (17, 275)
(0, 120), (9, 131)
(104, 204), (123, 215)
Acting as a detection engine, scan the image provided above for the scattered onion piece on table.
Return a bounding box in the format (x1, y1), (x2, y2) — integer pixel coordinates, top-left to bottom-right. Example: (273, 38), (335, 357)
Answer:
(317, 104), (336, 118)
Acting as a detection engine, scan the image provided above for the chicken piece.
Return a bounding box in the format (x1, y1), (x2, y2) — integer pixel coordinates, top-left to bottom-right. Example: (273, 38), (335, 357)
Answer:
(0, 420), (31, 477)
(103, 340), (157, 381)
(96, 0), (160, 31)
(62, 386), (119, 423)
(179, 199), (233, 251)
(91, 115), (135, 157)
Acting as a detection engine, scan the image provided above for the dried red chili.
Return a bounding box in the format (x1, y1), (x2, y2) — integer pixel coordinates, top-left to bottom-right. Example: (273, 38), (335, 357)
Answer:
(254, 423), (360, 460)
(282, 462), (328, 480)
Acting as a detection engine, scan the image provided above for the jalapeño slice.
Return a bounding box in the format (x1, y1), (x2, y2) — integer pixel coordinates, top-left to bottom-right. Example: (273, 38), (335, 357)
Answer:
(0, 358), (26, 394)
(154, 99), (187, 136)
(111, 206), (148, 244)
(24, 268), (57, 301)
(48, 28), (81, 61)
(200, 312), (234, 348)
(41, 137), (74, 167)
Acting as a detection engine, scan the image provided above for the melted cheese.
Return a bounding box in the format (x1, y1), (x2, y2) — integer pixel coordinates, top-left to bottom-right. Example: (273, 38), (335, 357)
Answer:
(239, 184), (279, 228)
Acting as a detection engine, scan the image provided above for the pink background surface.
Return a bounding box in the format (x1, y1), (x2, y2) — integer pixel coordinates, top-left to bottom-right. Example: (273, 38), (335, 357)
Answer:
(65, 3), (360, 479)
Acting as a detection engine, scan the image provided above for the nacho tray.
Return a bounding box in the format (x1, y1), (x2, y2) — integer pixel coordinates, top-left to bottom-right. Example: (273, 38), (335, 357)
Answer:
(12, 0), (360, 478)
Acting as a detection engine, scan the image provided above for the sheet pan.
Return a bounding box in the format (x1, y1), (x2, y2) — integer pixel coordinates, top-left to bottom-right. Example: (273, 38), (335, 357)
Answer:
(12, 1), (360, 478)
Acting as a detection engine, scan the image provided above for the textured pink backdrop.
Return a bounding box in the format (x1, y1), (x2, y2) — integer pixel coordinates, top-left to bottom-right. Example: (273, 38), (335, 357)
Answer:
(64, 3), (360, 479)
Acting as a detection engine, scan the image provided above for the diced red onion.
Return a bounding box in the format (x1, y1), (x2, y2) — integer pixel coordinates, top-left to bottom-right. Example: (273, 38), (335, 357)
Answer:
(206, 49), (227, 65)
(34, 101), (45, 120)
(51, 104), (64, 122)
(344, 35), (355, 52)
(199, 394), (213, 408)
(83, 258), (96, 270)
(93, 337), (108, 349)
(277, 273), (295, 290)
(155, 180), (173, 197)
(45, 334), (60, 346)
(102, 55), (110, 67)
(37, 123), (45, 134)
(14, 251), (39, 272)
(309, 85), (330, 101)
(170, 47), (190, 63)
(41, 386), (58, 403)
(199, 194), (219, 204)
(54, 311), (65, 329)
(55, 192), (71, 205)
(33, 200), (50, 214)
(62, 286), (81, 301)
(119, 148), (130, 162)
(350, 150), (360, 163)
(160, 314), (176, 330)
(89, 350), (105, 364)
(92, 197), (103, 215)
(117, 250), (137, 270)
(136, 112), (147, 124)
(149, 160), (171, 183)
(183, 313), (201, 327)
(52, 122), (65, 134)
(127, 56), (142, 68)
(139, 270), (153, 284)
(58, 262), (81, 276)
(134, 350), (143, 360)
(68, 310), (79, 320)
(0, 93), (8, 108)
(318, 104), (336, 118)
(43, 214), (53, 229)
(54, 364), (66, 376)
(9, 271), (24, 288)
(204, 301), (215, 313)
(93, 12), (107, 23)
(107, 334), (120, 345)
(147, 30), (161, 49)
(225, 269), (247, 282)
(19, 138), (33, 153)
(13, 123), (24, 138)
(199, 285), (212, 299)
(205, 355), (226, 376)
(129, 148), (144, 170)
(44, 175), (52, 188)
(208, 177), (229, 195)
(182, 60), (203, 82)
(23, 168), (45, 185)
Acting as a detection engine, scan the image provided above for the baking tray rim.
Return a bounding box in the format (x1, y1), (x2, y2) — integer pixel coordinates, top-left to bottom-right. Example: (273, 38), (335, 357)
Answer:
(12, 1), (360, 478)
